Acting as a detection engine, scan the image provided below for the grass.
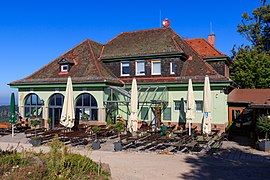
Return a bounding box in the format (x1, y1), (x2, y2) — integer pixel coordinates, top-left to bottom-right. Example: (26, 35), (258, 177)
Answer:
(0, 138), (111, 180)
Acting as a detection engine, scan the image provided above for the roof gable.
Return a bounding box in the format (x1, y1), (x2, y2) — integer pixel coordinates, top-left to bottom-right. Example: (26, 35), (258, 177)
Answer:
(185, 38), (225, 58)
(168, 29), (228, 80)
(58, 57), (75, 65)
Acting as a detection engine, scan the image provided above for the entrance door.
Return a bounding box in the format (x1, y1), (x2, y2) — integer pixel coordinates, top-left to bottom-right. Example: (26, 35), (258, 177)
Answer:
(48, 93), (64, 129)
(49, 108), (62, 129)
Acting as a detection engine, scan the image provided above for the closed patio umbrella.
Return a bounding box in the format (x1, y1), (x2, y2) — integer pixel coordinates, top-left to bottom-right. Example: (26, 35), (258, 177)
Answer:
(186, 79), (195, 136)
(128, 78), (138, 132)
(203, 76), (212, 134)
(60, 76), (75, 128)
(10, 92), (17, 137)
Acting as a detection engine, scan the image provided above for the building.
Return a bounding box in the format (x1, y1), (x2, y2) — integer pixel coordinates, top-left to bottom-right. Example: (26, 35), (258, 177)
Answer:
(228, 89), (270, 136)
(10, 26), (232, 131)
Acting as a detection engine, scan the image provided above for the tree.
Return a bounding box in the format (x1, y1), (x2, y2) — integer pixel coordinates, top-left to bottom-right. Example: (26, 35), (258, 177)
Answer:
(230, 46), (270, 88)
(237, 0), (270, 52)
(230, 0), (270, 88)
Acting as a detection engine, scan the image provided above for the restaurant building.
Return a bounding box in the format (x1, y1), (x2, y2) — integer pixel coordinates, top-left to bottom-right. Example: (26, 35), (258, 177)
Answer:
(10, 25), (232, 131)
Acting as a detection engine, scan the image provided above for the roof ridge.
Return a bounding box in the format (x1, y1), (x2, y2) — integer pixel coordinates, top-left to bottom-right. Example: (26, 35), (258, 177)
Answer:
(85, 38), (103, 46)
(98, 45), (105, 60)
(104, 32), (125, 45)
(171, 37), (184, 53)
(185, 37), (204, 40)
(121, 27), (167, 34)
(87, 40), (105, 81)
(104, 27), (167, 45)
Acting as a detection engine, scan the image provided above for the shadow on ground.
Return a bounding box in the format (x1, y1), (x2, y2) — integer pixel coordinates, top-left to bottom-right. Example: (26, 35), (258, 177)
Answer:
(179, 147), (270, 180)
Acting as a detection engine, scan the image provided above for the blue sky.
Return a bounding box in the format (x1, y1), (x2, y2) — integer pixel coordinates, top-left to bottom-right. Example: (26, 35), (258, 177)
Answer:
(0, 0), (261, 105)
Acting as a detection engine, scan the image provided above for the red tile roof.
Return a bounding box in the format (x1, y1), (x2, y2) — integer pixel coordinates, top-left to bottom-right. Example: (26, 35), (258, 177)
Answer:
(185, 38), (226, 58)
(10, 27), (231, 86)
(101, 27), (229, 83)
(228, 89), (270, 105)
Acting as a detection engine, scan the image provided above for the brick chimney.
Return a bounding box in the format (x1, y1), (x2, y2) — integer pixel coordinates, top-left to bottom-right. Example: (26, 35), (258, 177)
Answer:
(208, 34), (215, 47)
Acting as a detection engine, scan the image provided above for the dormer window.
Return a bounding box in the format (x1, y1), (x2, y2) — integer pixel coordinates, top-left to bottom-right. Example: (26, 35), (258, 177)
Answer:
(170, 62), (175, 75)
(61, 64), (69, 72)
(151, 60), (161, 75)
(136, 60), (145, 76)
(58, 58), (74, 74)
(121, 61), (130, 76)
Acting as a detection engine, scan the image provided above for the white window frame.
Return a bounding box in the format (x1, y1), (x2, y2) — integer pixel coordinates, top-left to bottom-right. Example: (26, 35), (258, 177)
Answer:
(120, 61), (130, 76)
(136, 60), (145, 76)
(170, 62), (175, 75)
(195, 100), (203, 112)
(61, 65), (69, 72)
(151, 60), (161, 75)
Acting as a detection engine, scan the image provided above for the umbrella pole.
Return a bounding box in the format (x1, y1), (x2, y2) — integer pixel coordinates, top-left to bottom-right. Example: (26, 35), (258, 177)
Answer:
(188, 119), (191, 136)
(12, 124), (14, 137)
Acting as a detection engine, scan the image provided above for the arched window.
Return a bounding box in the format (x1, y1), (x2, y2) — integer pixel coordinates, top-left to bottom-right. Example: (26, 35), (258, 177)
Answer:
(48, 93), (64, 129)
(75, 93), (98, 121)
(24, 93), (43, 118)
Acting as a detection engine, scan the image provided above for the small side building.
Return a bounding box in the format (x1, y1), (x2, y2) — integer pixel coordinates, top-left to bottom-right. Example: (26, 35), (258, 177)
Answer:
(228, 89), (270, 135)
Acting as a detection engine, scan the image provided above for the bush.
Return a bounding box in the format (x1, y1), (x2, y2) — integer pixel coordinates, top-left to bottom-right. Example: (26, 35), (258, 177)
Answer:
(92, 126), (101, 134)
(256, 116), (270, 139)
(0, 138), (111, 179)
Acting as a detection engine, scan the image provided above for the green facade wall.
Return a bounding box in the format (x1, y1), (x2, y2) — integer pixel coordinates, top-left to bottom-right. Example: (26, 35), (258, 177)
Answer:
(16, 83), (229, 128)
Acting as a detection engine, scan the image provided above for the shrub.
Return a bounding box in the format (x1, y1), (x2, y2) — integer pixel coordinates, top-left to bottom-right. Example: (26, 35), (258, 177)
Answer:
(256, 116), (270, 139)
(0, 138), (111, 179)
(30, 119), (41, 137)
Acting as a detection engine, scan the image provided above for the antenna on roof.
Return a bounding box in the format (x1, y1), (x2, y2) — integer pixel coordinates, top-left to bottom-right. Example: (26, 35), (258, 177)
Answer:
(210, 22), (214, 34)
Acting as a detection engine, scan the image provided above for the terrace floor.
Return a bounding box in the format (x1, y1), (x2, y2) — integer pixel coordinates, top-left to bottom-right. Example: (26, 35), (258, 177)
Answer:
(0, 133), (269, 180)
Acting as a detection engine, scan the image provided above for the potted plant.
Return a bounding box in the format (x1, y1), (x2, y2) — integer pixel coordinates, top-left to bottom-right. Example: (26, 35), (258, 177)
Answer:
(256, 116), (270, 151)
(91, 126), (101, 150)
(113, 122), (125, 151)
(29, 119), (42, 146)
(82, 114), (89, 121)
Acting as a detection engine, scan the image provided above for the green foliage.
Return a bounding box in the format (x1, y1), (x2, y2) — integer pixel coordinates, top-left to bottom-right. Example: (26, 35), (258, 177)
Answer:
(231, 0), (270, 88)
(0, 151), (23, 166)
(92, 126), (101, 134)
(0, 150), (29, 177)
(230, 47), (270, 88)
(111, 122), (125, 134)
(63, 154), (99, 178)
(0, 139), (111, 179)
(30, 119), (41, 137)
(45, 137), (110, 179)
(30, 119), (41, 127)
(256, 116), (270, 139)
(237, 0), (270, 52)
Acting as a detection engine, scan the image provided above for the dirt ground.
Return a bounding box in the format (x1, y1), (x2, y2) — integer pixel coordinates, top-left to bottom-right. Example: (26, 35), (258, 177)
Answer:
(0, 133), (270, 180)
